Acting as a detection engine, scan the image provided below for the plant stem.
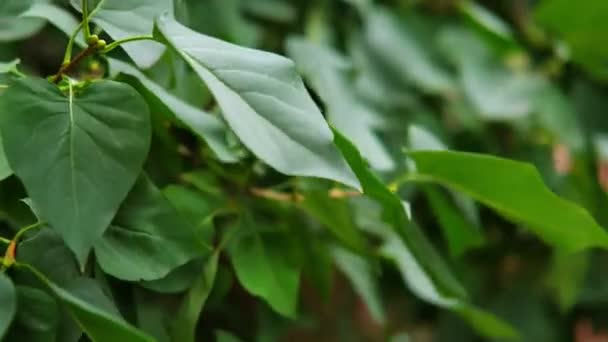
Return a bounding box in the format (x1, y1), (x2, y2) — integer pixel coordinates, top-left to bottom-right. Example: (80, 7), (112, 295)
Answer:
(14, 221), (45, 242)
(101, 35), (155, 53)
(52, 44), (97, 84)
(62, 22), (84, 65)
(82, 0), (92, 39)
(0, 237), (10, 245)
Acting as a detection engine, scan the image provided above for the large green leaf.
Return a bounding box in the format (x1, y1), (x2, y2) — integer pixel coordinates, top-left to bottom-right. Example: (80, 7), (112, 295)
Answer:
(6, 286), (60, 342)
(172, 251), (219, 342)
(155, 15), (360, 189)
(408, 151), (608, 251)
(230, 220), (300, 318)
(71, 0), (171, 68)
(334, 131), (465, 299)
(0, 273), (16, 339)
(287, 37), (393, 171)
(108, 58), (237, 163)
(0, 78), (151, 264)
(335, 131), (518, 340)
(94, 175), (206, 281)
(0, 0), (48, 42)
(535, 0), (608, 79)
(24, 270), (154, 342)
(21, 2), (86, 47)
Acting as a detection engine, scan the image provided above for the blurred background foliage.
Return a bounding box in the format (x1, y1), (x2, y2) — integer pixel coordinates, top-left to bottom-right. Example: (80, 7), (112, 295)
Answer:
(4, 0), (608, 341)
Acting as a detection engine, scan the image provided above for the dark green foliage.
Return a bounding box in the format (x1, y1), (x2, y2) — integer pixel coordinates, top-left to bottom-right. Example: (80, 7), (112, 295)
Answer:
(0, 0), (607, 341)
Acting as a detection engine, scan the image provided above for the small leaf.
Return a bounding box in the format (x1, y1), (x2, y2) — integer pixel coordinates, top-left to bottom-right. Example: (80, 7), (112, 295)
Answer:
(6, 286), (60, 342)
(95, 175), (207, 281)
(108, 58), (238, 163)
(22, 267), (154, 342)
(71, 0), (171, 68)
(408, 151), (608, 251)
(287, 37), (394, 171)
(155, 15), (360, 189)
(0, 273), (16, 339)
(0, 78), (151, 264)
(171, 252), (220, 342)
(0, 134), (12, 182)
(334, 131), (466, 300)
(0, 0), (48, 42)
(216, 330), (242, 342)
(424, 187), (485, 258)
(16, 229), (80, 287)
(300, 191), (369, 254)
(335, 131), (518, 340)
(364, 8), (454, 94)
(230, 219), (300, 317)
(332, 247), (385, 324)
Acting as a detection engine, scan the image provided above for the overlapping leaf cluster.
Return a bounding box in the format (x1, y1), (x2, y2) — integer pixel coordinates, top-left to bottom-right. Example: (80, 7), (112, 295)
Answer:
(0, 0), (607, 341)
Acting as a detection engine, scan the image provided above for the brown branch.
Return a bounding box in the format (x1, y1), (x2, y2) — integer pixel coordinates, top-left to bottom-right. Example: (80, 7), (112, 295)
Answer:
(52, 44), (98, 84)
(250, 187), (362, 203)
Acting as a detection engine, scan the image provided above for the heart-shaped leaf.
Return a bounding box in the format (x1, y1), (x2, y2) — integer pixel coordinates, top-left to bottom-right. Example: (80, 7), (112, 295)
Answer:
(94, 174), (207, 281)
(0, 78), (151, 265)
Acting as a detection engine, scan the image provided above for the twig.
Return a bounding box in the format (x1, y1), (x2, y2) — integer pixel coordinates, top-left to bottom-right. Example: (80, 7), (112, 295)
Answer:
(52, 44), (97, 84)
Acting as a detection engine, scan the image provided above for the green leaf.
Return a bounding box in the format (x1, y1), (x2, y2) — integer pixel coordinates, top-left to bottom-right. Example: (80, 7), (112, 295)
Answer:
(535, 0), (608, 79)
(229, 219), (300, 318)
(459, 1), (513, 41)
(0, 78), (151, 265)
(17, 229), (80, 287)
(171, 252), (220, 342)
(6, 286), (60, 342)
(332, 247), (385, 324)
(300, 191), (369, 254)
(22, 265), (154, 342)
(548, 252), (588, 312)
(408, 151), (608, 252)
(140, 259), (203, 294)
(56, 278), (153, 342)
(216, 330), (242, 342)
(461, 61), (542, 120)
(108, 58), (237, 163)
(155, 15), (360, 189)
(424, 187), (485, 258)
(134, 289), (171, 342)
(0, 134), (12, 182)
(334, 130), (466, 300)
(334, 131), (519, 340)
(0, 0), (48, 42)
(21, 2), (86, 47)
(71, 0), (171, 68)
(286, 37), (394, 171)
(378, 216), (518, 340)
(364, 8), (454, 94)
(0, 273), (16, 339)
(95, 175), (206, 281)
